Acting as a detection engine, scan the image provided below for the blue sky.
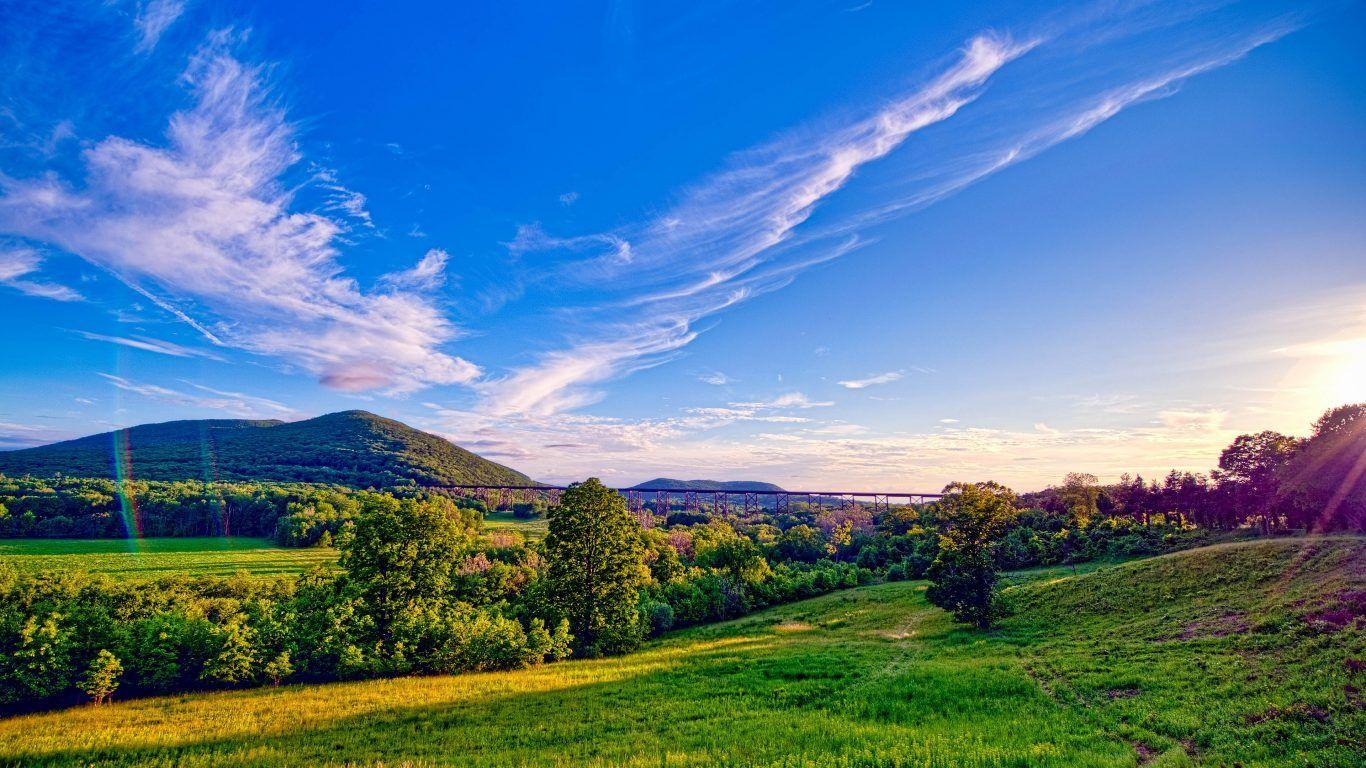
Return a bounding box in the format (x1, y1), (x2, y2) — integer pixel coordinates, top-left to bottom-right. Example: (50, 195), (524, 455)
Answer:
(1, 0), (1363, 490)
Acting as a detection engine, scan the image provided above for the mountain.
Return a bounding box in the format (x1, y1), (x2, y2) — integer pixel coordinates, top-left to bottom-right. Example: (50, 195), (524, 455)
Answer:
(629, 478), (785, 492)
(0, 410), (534, 489)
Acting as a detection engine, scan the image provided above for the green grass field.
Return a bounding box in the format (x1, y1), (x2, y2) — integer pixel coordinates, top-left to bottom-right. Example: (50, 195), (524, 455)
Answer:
(480, 510), (549, 539)
(0, 537), (336, 578)
(0, 537), (1359, 767)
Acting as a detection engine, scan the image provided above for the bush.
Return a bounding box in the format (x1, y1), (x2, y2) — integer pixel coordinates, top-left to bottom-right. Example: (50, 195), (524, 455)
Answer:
(641, 601), (675, 636)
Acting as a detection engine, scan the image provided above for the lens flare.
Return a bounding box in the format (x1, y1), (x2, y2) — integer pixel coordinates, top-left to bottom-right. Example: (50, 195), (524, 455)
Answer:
(111, 427), (142, 550)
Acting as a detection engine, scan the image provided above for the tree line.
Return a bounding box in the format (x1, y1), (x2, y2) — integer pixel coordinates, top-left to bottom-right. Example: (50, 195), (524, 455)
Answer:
(0, 480), (875, 709)
(2, 403), (1361, 706)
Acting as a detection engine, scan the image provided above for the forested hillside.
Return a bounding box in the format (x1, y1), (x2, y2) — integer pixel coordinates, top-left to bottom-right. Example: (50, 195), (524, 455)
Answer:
(0, 411), (533, 489)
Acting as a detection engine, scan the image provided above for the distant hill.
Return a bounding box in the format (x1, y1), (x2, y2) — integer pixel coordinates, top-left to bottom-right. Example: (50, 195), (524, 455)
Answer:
(629, 478), (785, 492)
(0, 410), (534, 489)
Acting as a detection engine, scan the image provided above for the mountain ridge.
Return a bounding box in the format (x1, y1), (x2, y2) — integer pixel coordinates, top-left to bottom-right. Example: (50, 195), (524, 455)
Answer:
(0, 410), (534, 489)
(628, 478), (785, 492)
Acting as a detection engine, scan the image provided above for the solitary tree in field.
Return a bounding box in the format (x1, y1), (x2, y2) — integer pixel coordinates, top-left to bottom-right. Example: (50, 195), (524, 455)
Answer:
(544, 478), (647, 656)
(79, 649), (122, 706)
(925, 482), (1018, 630)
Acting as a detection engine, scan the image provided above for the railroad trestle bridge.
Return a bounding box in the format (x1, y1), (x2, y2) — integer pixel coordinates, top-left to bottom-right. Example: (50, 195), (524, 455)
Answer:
(436, 484), (942, 525)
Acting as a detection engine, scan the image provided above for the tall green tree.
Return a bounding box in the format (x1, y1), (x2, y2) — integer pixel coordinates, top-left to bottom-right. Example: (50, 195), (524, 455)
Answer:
(1058, 472), (1099, 528)
(339, 494), (473, 638)
(1277, 403), (1366, 532)
(543, 478), (646, 656)
(1215, 430), (1299, 530)
(6, 613), (74, 703)
(925, 482), (1018, 630)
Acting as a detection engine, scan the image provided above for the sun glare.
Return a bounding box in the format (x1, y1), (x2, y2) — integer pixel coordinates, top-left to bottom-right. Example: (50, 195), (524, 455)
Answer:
(1325, 340), (1366, 405)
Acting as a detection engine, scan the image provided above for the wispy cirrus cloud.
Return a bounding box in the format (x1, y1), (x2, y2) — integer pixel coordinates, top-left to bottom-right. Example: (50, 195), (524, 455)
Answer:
(0, 247), (83, 302)
(380, 248), (449, 291)
(838, 371), (903, 389)
(133, 0), (187, 53)
(698, 370), (730, 386)
(0, 31), (478, 394)
(74, 330), (224, 360)
(478, 4), (1302, 420)
(98, 373), (296, 417)
(482, 34), (1033, 415)
(730, 392), (833, 410)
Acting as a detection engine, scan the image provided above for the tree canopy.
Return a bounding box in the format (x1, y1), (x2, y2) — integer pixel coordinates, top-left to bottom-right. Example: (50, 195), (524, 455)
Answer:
(543, 478), (648, 656)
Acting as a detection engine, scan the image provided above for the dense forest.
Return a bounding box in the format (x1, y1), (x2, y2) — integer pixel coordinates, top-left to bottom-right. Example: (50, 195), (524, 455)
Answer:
(0, 410), (533, 488)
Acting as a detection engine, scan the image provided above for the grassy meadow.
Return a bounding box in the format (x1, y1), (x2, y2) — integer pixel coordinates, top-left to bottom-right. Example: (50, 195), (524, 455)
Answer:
(0, 537), (1359, 767)
(0, 537), (336, 578)
(480, 510), (549, 539)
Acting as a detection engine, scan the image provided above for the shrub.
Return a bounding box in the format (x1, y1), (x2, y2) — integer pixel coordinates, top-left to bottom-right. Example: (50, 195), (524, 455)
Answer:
(79, 650), (122, 705)
(641, 601), (675, 636)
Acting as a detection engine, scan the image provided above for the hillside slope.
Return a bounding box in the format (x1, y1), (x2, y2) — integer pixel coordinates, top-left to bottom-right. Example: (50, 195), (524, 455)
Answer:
(0, 538), (1358, 767)
(0, 411), (533, 489)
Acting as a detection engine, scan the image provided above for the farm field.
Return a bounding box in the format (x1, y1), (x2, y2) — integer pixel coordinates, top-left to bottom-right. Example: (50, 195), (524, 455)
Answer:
(0, 537), (336, 578)
(0, 537), (1359, 768)
(480, 510), (549, 539)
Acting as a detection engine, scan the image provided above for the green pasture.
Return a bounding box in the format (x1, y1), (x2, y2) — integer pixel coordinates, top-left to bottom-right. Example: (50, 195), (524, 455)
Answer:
(0, 537), (336, 578)
(0, 537), (1359, 767)
(481, 510), (549, 539)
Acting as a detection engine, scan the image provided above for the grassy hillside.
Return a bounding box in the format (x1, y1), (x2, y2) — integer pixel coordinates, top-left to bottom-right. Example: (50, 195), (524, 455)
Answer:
(0, 538), (1359, 767)
(0, 538), (336, 578)
(0, 411), (533, 489)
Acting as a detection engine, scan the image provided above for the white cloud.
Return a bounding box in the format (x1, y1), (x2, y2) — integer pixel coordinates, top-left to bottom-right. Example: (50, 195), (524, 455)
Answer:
(98, 373), (296, 417)
(1157, 408), (1227, 433)
(0, 35), (478, 394)
(698, 371), (730, 386)
(838, 370), (903, 389)
(808, 423), (868, 436)
(420, 399), (1244, 491)
(313, 166), (374, 228)
(729, 392), (834, 410)
(134, 0), (186, 53)
(0, 247), (83, 302)
(558, 191), (579, 206)
(75, 330), (224, 360)
(0, 420), (71, 449)
(380, 248), (449, 291)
